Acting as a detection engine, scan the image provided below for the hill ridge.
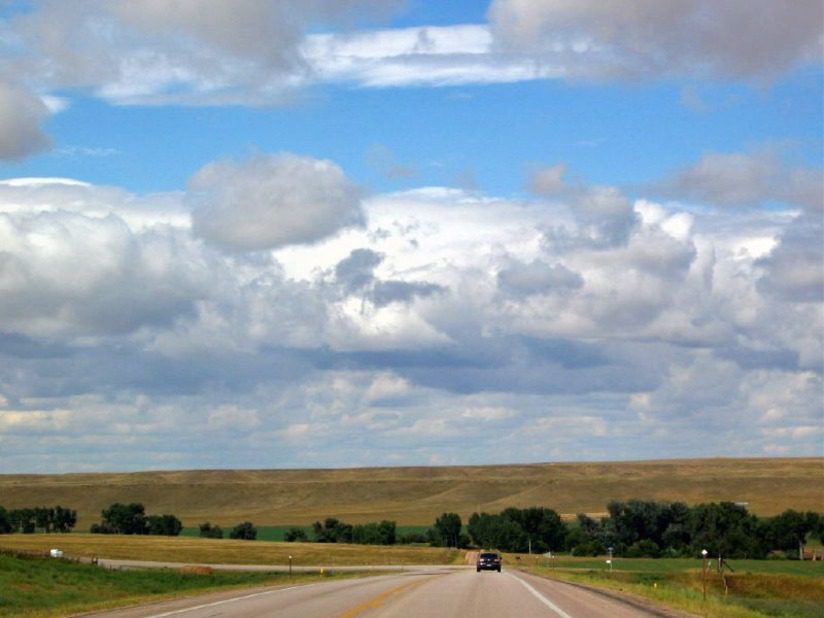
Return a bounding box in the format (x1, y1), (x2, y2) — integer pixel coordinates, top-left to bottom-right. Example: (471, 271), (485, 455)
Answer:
(1, 457), (821, 527)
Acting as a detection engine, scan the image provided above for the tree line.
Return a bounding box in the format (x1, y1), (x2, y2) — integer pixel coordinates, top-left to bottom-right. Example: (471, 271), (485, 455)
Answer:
(0, 505), (77, 534)
(89, 502), (183, 536)
(426, 501), (824, 559)
(282, 518), (399, 545)
(3, 500), (821, 559)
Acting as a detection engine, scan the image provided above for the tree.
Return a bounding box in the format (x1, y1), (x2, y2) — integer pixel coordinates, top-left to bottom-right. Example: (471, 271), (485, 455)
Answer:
(767, 510), (821, 559)
(312, 518), (353, 543)
(230, 521), (257, 540)
(199, 522), (223, 539)
(52, 506), (77, 533)
(100, 503), (149, 535)
(148, 514), (183, 536)
(688, 502), (767, 559)
(351, 520), (397, 545)
(10, 509), (36, 534)
(507, 507), (567, 553)
(285, 527), (308, 542)
(34, 507), (54, 532)
(430, 512), (462, 548)
(0, 506), (11, 534)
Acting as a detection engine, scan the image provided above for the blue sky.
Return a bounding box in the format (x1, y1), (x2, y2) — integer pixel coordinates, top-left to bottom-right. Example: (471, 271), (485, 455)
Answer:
(0, 1), (821, 472)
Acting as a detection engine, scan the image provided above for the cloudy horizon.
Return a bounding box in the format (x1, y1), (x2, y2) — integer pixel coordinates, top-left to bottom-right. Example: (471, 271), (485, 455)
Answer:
(0, 0), (821, 473)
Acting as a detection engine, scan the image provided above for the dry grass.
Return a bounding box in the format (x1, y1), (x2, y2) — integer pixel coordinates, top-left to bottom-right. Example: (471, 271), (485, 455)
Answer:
(0, 457), (820, 528)
(0, 533), (461, 566)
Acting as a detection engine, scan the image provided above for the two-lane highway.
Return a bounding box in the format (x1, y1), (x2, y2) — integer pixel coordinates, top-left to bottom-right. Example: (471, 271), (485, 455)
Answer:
(91, 567), (682, 617)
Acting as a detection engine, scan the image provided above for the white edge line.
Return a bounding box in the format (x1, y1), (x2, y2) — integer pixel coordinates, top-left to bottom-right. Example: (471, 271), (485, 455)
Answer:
(506, 572), (575, 618)
(147, 584), (308, 618)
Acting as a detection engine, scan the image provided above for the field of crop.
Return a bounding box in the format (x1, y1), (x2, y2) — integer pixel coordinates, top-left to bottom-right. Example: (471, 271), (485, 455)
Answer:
(0, 550), (357, 618)
(0, 458), (820, 529)
(526, 556), (824, 618)
(0, 533), (461, 566)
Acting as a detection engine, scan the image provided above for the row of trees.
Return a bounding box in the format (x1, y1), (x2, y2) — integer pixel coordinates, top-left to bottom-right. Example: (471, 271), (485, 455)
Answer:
(428, 502), (824, 559)
(283, 518), (398, 545)
(0, 505), (77, 534)
(569, 501), (824, 559)
(199, 521), (258, 540)
(90, 503), (182, 536)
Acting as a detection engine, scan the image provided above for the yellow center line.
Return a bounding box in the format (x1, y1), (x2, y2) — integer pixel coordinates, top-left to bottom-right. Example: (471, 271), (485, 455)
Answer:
(337, 576), (431, 618)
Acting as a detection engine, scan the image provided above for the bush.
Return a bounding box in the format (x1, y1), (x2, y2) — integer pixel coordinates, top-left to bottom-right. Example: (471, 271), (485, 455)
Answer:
(399, 531), (428, 544)
(148, 514), (183, 536)
(199, 522), (223, 539)
(626, 539), (661, 558)
(229, 522), (257, 540)
(284, 527), (308, 542)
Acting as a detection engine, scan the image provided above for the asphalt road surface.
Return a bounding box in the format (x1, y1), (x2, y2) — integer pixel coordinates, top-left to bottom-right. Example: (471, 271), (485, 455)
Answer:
(90, 568), (680, 618)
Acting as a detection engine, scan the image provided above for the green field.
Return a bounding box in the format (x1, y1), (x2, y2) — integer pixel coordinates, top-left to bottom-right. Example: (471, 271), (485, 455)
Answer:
(534, 556), (824, 577)
(524, 556), (824, 618)
(0, 550), (326, 618)
(0, 457), (820, 529)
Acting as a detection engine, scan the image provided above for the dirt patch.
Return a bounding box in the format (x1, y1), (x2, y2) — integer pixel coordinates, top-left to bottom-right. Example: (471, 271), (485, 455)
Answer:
(464, 551), (479, 565)
(180, 565), (214, 575)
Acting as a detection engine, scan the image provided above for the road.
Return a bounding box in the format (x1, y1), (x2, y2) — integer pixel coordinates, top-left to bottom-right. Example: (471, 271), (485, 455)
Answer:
(89, 568), (683, 618)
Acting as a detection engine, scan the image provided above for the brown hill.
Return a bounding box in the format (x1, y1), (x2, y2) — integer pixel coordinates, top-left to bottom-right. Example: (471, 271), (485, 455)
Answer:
(1, 457), (821, 528)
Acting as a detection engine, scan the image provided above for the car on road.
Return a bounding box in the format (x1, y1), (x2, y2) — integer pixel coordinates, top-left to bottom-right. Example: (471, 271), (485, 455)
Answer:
(476, 551), (502, 572)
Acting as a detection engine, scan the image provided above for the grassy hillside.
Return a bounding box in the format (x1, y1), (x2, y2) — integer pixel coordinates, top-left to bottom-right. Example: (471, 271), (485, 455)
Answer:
(0, 458), (821, 529)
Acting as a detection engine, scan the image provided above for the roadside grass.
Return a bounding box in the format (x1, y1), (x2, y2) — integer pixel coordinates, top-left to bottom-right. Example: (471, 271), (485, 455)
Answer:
(522, 557), (824, 618)
(524, 556), (824, 577)
(0, 533), (462, 566)
(0, 550), (344, 618)
(179, 524), (430, 542)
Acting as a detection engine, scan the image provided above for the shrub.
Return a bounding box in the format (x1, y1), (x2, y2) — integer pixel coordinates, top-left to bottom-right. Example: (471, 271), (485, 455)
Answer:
(229, 522), (257, 540)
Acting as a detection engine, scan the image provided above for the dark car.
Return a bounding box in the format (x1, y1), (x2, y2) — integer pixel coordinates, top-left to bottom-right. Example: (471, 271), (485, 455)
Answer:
(476, 551), (502, 572)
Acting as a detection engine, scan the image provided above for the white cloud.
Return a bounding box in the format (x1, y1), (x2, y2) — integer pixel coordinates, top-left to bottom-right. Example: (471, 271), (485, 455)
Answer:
(6, 1), (815, 114)
(488, 0), (824, 81)
(0, 208), (212, 339)
(0, 153), (821, 470)
(0, 82), (50, 160)
(190, 153), (364, 251)
(655, 149), (824, 209)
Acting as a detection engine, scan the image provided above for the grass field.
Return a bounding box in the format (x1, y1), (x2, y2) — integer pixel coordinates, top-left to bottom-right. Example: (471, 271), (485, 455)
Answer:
(0, 533), (462, 566)
(0, 550), (359, 618)
(0, 457), (820, 529)
(522, 556), (824, 618)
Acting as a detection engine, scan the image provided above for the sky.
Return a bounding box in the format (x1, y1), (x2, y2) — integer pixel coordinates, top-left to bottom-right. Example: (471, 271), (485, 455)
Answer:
(0, 0), (822, 473)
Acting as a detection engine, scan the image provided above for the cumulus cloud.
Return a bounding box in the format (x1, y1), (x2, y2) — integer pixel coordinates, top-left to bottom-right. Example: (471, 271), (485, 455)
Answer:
(0, 0), (817, 120)
(497, 259), (583, 296)
(655, 149), (824, 209)
(335, 248), (383, 292)
(332, 248), (445, 309)
(0, 210), (211, 338)
(190, 153), (364, 251)
(757, 210), (824, 303)
(528, 163), (568, 196)
(487, 0), (824, 81)
(7, 0), (403, 105)
(0, 158), (822, 470)
(0, 82), (51, 160)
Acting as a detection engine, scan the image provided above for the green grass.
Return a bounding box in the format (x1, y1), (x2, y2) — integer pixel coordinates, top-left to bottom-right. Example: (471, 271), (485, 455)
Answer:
(535, 557), (824, 577)
(0, 551), (323, 617)
(525, 557), (824, 618)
